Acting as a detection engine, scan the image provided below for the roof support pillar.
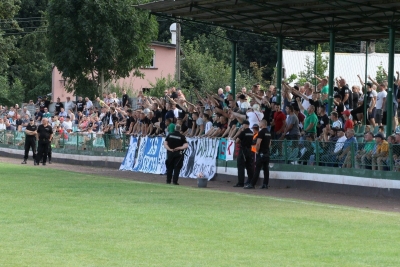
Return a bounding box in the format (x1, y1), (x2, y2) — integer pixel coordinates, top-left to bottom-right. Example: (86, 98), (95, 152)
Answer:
(231, 41), (237, 96)
(328, 30), (336, 114)
(276, 35), (283, 104)
(386, 26), (395, 136)
(363, 41), (369, 125)
(314, 43), (318, 90)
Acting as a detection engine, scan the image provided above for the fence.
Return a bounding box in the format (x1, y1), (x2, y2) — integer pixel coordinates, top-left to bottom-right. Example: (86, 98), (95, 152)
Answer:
(1, 130), (399, 172)
(0, 130), (128, 157)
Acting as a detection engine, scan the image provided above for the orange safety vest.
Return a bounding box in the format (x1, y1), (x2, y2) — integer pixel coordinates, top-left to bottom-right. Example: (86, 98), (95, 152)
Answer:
(251, 133), (258, 153)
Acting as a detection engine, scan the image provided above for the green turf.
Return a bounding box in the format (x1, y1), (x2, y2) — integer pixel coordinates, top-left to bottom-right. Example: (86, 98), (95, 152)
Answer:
(0, 163), (399, 267)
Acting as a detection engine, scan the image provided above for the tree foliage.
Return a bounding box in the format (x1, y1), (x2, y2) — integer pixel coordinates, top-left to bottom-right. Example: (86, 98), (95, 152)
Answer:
(297, 44), (329, 86)
(46, 0), (158, 97)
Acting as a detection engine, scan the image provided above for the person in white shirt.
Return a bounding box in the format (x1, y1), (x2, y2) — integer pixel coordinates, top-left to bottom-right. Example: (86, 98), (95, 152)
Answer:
(375, 84), (387, 126)
(203, 114), (213, 135)
(0, 118), (6, 131)
(330, 111), (342, 129)
(85, 97), (93, 110)
(246, 104), (264, 129)
(62, 116), (73, 132)
(64, 96), (75, 112)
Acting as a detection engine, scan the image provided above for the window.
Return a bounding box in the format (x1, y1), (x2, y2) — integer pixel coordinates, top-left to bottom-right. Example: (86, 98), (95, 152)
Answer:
(148, 49), (155, 68)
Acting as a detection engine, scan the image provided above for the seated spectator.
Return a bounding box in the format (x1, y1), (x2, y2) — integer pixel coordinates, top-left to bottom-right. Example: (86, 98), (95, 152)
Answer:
(372, 133), (389, 171)
(321, 128), (347, 166)
(330, 111), (342, 129)
(62, 116), (73, 132)
(59, 107), (68, 118)
(0, 118), (6, 131)
(42, 108), (51, 119)
(355, 132), (376, 169)
(338, 129), (358, 168)
(5, 119), (16, 131)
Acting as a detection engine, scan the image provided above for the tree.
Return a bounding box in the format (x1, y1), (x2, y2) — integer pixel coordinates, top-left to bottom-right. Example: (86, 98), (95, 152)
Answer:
(297, 44), (328, 86)
(0, 0), (21, 106)
(46, 0), (158, 97)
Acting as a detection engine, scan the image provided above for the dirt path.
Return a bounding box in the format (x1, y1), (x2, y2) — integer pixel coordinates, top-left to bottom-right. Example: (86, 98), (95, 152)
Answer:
(2, 156), (400, 213)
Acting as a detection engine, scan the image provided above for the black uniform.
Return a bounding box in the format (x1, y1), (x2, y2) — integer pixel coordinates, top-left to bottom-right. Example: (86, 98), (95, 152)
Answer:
(35, 124), (53, 165)
(249, 128), (271, 188)
(23, 123), (37, 161)
(235, 128), (255, 187)
(165, 131), (188, 184)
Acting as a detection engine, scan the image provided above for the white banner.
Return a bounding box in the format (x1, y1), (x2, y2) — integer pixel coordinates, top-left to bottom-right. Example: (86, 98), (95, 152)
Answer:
(225, 139), (235, 161)
(121, 137), (220, 180)
(119, 136), (138, 171)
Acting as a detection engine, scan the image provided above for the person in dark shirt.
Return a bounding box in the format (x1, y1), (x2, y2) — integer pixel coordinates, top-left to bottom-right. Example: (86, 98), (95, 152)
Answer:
(164, 124), (188, 185)
(35, 118), (53, 166)
(234, 120), (254, 187)
(317, 105), (330, 137)
(333, 94), (345, 122)
(22, 118), (37, 164)
(245, 119), (271, 189)
(54, 98), (64, 114)
(43, 96), (51, 110)
(34, 108), (43, 122)
(76, 96), (85, 112)
(337, 79), (353, 109)
(122, 89), (129, 107)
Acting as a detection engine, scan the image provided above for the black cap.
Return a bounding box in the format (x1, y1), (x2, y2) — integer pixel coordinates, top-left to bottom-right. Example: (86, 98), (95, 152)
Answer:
(29, 118), (34, 121)
(252, 124), (260, 128)
(66, 116), (70, 119)
(242, 120), (250, 125)
(239, 94), (247, 100)
(374, 133), (385, 139)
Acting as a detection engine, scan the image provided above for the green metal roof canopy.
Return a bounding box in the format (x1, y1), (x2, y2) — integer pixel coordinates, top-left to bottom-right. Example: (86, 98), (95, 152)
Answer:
(137, 0), (400, 42)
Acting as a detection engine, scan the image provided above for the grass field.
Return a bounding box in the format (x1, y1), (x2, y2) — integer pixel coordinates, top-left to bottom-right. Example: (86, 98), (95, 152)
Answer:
(0, 163), (399, 266)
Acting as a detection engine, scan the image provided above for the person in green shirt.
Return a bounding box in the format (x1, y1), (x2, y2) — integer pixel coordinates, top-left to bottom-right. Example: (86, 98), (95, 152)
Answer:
(355, 131), (376, 169)
(165, 118), (175, 136)
(297, 98), (318, 137)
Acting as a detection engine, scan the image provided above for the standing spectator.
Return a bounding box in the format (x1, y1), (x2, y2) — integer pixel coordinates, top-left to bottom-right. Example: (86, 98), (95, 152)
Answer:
(271, 103), (286, 139)
(54, 98), (64, 115)
(297, 99), (318, 137)
(234, 120), (254, 187)
(64, 96), (75, 113)
(317, 105), (329, 137)
(244, 119), (271, 189)
(342, 110), (354, 131)
(281, 105), (300, 140)
(85, 97), (93, 114)
(76, 96), (85, 113)
(375, 83), (387, 126)
(21, 118), (37, 164)
(337, 78), (353, 110)
(35, 118), (53, 166)
(43, 96), (51, 110)
(122, 89), (129, 107)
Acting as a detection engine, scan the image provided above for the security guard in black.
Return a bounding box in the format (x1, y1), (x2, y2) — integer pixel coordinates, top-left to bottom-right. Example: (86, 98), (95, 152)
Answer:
(245, 120), (271, 189)
(234, 120), (254, 187)
(164, 126), (188, 185)
(35, 119), (53, 166)
(22, 119), (37, 164)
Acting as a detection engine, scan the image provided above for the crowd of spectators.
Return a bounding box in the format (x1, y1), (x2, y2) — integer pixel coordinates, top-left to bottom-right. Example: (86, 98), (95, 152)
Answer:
(1, 74), (400, 171)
